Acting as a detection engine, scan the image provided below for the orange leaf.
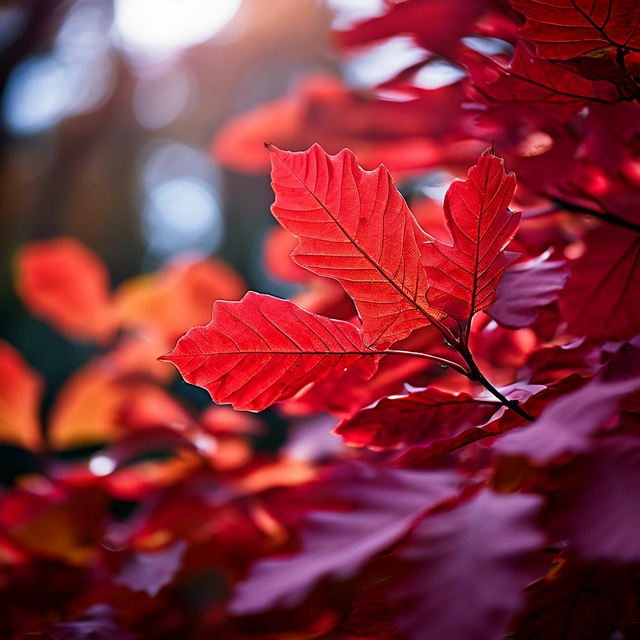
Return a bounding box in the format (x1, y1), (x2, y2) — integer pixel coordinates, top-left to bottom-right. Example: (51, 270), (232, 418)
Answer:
(0, 341), (44, 451)
(16, 237), (115, 344)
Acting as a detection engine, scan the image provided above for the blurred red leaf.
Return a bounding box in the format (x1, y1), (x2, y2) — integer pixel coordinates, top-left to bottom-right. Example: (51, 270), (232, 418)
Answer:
(509, 552), (635, 640)
(114, 254), (246, 342)
(161, 292), (380, 412)
(465, 44), (627, 122)
(497, 375), (640, 463)
(49, 604), (135, 640)
(213, 75), (472, 174)
(334, 0), (488, 57)
(17, 238), (116, 344)
(0, 340), (44, 451)
(116, 540), (187, 597)
(549, 435), (640, 562)
(561, 226), (640, 341)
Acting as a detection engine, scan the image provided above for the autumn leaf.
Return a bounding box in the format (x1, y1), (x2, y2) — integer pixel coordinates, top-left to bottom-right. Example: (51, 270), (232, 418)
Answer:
(548, 436), (640, 562)
(267, 143), (443, 347)
(510, 0), (640, 60)
(334, 386), (500, 450)
(393, 489), (544, 640)
(161, 292), (380, 412)
(488, 252), (569, 330)
(561, 226), (640, 341)
(229, 461), (459, 615)
(423, 148), (519, 330)
(16, 237), (116, 344)
(464, 44), (627, 123)
(334, 0), (488, 58)
(0, 341), (44, 452)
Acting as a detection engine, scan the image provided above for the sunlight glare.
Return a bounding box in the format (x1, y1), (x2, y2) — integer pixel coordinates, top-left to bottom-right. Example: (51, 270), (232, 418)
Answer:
(114, 0), (242, 53)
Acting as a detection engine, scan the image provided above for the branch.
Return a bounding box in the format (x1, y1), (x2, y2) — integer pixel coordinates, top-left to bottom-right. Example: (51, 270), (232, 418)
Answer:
(550, 195), (640, 234)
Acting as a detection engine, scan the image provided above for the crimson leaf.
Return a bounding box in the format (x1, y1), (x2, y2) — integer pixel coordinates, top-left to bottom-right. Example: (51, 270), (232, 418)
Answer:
(510, 0), (640, 60)
(267, 143), (443, 347)
(161, 292), (379, 412)
(423, 148), (519, 329)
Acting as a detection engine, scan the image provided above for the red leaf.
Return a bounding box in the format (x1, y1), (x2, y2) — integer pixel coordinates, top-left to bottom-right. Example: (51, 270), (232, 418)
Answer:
(334, 0), (488, 57)
(488, 252), (569, 329)
(465, 44), (626, 122)
(510, 0), (640, 60)
(17, 237), (115, 344)
(561, 226), (640, 341)
(267, 143), (443, 346)
(423, 149), (519, 324)
(161, 292), (380, 412)
(334, 386), (500, 450)
(212, 75), (471, 174)
(0, 341), (44, 452)
(392, 385), (545, 467)
(549, 436), (640, 562)
(229, 461), (459, 615)
(393, 489), (544, 640)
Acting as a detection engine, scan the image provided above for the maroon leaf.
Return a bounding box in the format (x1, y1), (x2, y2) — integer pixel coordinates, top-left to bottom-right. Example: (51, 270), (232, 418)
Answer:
(161, 292), (379, 412)
(561, 226), (640, 341)
(393, 385), (545, 466)
(510, 0), (640, 60)
(488, 252), (569, 329)
(267, 143), (443, 347)
(510, 552), (636, 640)
(228, 461), (459, 615)
(334, 386), (501, 450)
(497, 366), (640, 463)
(116, 540), (187, 597)
(549, 436), (640, 562)
(49, 604), (134, 640)
(423, 148), (519, 324)
(393, 489), (544, 640)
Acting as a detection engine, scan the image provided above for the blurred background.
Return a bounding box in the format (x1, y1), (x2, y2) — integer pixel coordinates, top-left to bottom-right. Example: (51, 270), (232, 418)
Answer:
(0, 0), (346, 400)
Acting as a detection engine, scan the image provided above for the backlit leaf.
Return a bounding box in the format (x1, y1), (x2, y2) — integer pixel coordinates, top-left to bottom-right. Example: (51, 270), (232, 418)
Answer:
(561, 226), (640, 341)
(267, 143), (443, 347)
(162, 292), (380, 412)
(423, 148), (519, 325)
(510, 0), (640, 60)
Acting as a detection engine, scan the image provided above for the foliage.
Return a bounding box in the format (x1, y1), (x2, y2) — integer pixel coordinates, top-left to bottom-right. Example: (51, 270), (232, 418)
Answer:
(2, 0), (640, 638)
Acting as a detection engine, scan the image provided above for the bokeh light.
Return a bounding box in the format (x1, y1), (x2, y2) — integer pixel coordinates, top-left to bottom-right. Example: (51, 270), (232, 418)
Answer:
(113, 0), (243, 54)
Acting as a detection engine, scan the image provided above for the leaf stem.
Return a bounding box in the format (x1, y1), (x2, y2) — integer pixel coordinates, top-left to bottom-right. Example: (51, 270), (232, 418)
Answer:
(383, 348), (535, 421)
(549, 196), (640, 234)
(460, 351), (535, 421)
(382, 349), (468, 375)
